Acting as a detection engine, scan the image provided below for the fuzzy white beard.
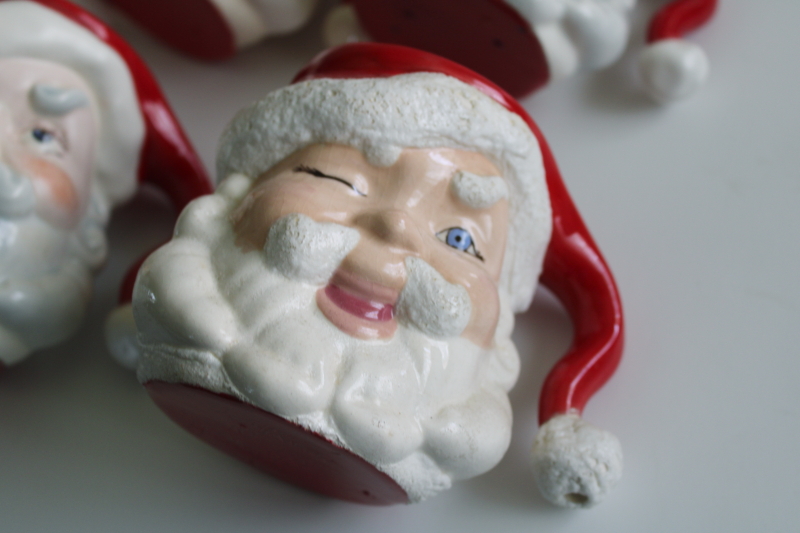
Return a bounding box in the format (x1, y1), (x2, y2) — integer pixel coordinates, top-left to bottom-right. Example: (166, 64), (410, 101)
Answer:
(0, 163), (105, 365)
(134, 174), (521, 501)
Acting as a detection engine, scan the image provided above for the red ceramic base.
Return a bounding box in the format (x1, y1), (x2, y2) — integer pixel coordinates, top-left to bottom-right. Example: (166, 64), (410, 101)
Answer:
(105, 0), (236, 61)
(145, 381), (409, 505)
(350, 0), (550, 98)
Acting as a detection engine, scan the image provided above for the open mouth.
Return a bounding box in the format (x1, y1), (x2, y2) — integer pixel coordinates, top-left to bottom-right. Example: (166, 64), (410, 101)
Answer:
(324, 284), (394, 321)
(316, 270), (399, 339)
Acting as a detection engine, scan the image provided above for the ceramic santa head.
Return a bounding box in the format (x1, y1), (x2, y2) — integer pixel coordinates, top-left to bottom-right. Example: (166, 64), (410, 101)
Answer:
(124, 42), (625, 507)
(0, 0), (211, 369)
(102, 0), (320, 61)
(324, 0), (719, 103)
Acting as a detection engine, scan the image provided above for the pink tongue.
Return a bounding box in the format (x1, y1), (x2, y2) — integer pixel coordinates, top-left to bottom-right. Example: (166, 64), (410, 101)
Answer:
(325, 284), (394, 321)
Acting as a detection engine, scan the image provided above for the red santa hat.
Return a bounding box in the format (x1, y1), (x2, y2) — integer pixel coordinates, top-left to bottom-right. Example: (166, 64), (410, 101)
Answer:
(326, 0), (717, 103)
(214, 42), (625, 507)
(0, 0), (212, 212)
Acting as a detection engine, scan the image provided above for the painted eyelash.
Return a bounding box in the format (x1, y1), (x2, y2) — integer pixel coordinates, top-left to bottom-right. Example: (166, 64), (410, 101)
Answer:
(294, 165), (366, 197)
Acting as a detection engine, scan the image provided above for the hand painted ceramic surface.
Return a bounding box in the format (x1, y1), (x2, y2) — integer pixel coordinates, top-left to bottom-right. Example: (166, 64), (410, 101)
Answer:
(125, 43), (625, 508)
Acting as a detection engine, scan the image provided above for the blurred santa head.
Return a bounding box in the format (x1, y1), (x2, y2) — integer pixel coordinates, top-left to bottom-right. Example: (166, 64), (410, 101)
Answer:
(0, 0), (209, 367)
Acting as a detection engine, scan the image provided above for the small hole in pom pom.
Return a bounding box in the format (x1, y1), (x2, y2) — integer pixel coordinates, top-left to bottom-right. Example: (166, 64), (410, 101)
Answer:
(565, 493), (588, 505)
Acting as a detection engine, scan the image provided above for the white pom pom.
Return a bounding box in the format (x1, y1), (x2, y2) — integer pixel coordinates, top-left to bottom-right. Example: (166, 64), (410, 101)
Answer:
(105, 303), (141, 370)
(530, 413), (623, 508)
(322, 4), (369, 48)
(639, 38), (709, 104)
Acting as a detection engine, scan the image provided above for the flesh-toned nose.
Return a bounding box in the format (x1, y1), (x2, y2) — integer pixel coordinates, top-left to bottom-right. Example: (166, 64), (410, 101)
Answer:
(354, 209), (425, 251)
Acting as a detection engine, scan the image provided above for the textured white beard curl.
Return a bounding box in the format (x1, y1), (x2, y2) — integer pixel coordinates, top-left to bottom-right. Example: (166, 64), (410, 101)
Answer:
(134, 174), (521, 501)
(396, 256), (471, 339)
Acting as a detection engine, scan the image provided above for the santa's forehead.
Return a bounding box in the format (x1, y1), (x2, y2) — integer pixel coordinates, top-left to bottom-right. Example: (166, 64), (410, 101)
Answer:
(285, 143), (500, 172)
(0, 57), (90, 94)
(260, 143), (507, 207)
(0, 61), (97, 134)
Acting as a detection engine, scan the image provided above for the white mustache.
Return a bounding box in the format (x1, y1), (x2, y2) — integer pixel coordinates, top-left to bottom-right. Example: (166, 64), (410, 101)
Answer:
(264, 213), (360, 285)
(0, 162), (35, 218)
(264, 213), (472, 339)
(396, 256), (471, 339)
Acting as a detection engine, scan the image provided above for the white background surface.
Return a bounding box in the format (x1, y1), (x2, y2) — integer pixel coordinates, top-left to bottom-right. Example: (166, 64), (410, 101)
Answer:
(1, 1), (798, 532)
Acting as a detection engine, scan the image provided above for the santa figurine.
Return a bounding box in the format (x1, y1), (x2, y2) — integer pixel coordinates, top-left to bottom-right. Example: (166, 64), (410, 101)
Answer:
(102, 0), (320, 61)
(113, 42), (626, 507)
(324, 0), (719, 103)
(101, 0), (717, 103)
(0, 0), (212, 370)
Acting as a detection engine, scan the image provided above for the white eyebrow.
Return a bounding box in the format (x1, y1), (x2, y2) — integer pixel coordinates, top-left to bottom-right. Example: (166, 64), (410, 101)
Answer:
(29, 84), (88, 116)
(450, 170), (508, 209)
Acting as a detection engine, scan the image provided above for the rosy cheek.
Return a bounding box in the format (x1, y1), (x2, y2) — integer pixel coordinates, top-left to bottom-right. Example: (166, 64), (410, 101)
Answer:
(465, 274), (502, 348)
(23, 156), (80, 226)
(232, 182), (322, 252)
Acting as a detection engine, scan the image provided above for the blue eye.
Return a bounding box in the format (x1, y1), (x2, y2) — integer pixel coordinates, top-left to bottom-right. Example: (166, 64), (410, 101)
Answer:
(437, 227), (483, 261)
(31, 128), (56, 143)
(446, 228), (472, 251)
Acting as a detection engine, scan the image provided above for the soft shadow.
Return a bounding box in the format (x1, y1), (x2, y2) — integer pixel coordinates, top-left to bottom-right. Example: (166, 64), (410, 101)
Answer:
(466, 287), (573, 510)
